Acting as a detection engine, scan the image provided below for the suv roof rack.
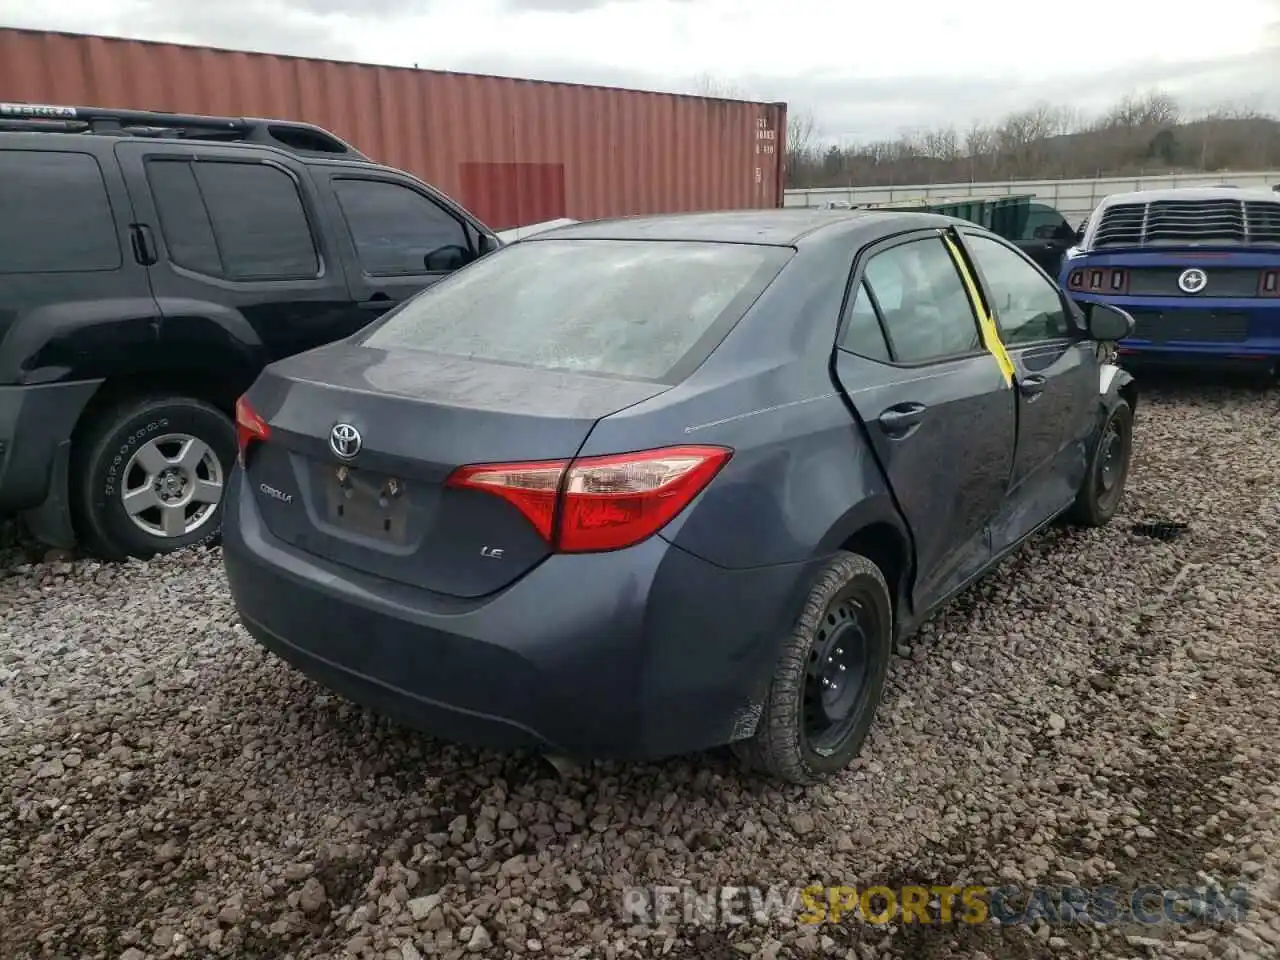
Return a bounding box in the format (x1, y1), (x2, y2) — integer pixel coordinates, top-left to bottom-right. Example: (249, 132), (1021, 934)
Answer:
(0, 102), (367, 159)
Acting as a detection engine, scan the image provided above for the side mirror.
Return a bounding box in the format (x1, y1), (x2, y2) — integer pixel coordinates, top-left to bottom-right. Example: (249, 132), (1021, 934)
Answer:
(1083, 302), (1135, 341)
(424, 245), (471, 272)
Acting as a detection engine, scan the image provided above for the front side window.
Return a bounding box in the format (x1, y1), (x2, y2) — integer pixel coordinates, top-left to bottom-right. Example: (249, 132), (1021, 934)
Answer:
(334, 179), (471, 276)
(360, 238), (791, 382)
(1020, 203), (1073, 242)
(964, 235), (1070, 345)
(862, 237), (982, 363)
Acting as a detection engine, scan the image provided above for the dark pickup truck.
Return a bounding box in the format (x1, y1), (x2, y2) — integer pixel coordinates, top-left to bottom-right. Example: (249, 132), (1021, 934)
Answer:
(0, 103), (502, 560)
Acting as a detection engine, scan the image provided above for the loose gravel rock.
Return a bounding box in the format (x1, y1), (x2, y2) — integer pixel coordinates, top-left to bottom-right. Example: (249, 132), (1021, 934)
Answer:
(2, 380), (1278, 959)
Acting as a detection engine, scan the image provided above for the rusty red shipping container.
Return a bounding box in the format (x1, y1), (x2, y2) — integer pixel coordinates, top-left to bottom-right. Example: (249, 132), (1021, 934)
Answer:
(0, 27), (787, 230)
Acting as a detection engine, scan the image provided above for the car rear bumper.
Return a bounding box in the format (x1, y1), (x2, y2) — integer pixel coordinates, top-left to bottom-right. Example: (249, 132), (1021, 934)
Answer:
(1086, 297), (1280, 365)
(222, 468), (817, 761)
(1115, 341), (1280, 368)
(0, 380), (102, 516)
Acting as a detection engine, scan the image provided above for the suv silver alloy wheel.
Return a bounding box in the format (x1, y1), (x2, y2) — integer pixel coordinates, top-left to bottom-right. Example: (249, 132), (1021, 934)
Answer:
(120, 433), (224, 538)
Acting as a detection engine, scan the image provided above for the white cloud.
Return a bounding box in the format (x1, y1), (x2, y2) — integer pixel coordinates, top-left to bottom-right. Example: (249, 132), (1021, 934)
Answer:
(1, 0), (1276, 140)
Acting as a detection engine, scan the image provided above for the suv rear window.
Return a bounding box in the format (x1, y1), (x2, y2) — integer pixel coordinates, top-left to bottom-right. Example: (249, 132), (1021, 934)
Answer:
(0, 150), (120, 274)
(359, 239), (791, 381)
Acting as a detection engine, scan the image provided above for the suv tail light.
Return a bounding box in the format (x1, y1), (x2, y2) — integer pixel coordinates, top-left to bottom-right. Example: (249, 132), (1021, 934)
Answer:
(446, 445), (733, 553)
(1260, 270), (1280, 297)
(1068, 267), (1128, 294)
(235, 396), (270, 466)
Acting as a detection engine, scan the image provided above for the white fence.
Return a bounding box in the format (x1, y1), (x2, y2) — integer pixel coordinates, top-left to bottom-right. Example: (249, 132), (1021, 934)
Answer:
(784, 170), (1280, 221)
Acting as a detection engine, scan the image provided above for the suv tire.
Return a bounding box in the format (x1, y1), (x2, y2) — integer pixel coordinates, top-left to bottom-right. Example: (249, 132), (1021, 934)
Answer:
(74, 397), (236, 561)
(733, 551), (893, 784)
(1066, 399), (1133, 528)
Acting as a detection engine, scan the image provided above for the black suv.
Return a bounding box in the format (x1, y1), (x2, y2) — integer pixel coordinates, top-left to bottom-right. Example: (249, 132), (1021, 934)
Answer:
(0, 103), (501, 560)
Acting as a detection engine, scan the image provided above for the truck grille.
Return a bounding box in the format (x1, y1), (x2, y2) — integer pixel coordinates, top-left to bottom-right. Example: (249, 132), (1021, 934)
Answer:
(1094, 200), (1280, 248)
(1128, 309), (1250, 343)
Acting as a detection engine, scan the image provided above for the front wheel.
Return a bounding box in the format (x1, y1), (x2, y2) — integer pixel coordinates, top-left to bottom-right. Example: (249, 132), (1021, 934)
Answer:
(733, 551), (894, 784)
(1065, 398), (1134, 528)
(74, 396), (237, 561)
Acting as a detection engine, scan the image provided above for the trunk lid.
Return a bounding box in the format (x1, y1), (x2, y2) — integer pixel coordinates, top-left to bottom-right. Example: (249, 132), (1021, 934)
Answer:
(244, 342), (667, 597)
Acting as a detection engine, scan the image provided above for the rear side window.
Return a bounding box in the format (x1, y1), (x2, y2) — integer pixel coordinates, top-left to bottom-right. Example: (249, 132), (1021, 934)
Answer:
(0, 150), (120, 274)
(360, 239), (791, 381)
(839, 281), (891, 362)
(334, 179), (470, 276)
(145, 161), (222, 275)
(862, 238), (982, 363)
(146, 159), (319, 280)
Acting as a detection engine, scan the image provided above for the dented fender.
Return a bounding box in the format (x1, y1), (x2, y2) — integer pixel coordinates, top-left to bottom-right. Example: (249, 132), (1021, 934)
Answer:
(1099, 361), (1136, 413)
(1093, 361), (1137, 452)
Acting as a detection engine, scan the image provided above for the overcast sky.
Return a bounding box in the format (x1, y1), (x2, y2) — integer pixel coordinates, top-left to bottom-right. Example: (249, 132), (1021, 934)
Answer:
(2, 0), (1277, 142)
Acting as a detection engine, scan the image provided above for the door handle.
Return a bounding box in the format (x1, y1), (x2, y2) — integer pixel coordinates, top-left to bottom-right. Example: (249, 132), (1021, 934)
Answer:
(877, 402), (927, 437)
(129, 223), (157, 266)
(359, 293), (397, 310)
(1018, 375), (1047, 397)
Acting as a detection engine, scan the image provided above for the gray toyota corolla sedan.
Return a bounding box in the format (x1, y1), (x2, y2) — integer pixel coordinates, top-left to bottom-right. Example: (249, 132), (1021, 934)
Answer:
(223, 209), (1138, 784)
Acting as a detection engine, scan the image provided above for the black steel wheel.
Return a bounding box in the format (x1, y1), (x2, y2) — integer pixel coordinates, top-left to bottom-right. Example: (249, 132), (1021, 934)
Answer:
(733, 551), (893, 784)
(802, 596), (874, 756)
(1066, 399), (1133, 528)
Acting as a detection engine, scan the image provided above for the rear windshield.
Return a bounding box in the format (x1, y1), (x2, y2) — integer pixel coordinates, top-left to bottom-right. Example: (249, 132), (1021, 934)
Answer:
(358, 238), (791, 382)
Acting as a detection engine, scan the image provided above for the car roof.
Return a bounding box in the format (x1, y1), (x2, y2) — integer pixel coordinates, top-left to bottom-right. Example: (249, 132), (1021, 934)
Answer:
(529, 208), (968, 247)
(1096, 186), (1280, 208)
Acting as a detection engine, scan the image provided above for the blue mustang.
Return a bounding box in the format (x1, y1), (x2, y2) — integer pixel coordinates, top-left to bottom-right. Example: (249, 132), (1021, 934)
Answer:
(1061, 186), (1280, 372)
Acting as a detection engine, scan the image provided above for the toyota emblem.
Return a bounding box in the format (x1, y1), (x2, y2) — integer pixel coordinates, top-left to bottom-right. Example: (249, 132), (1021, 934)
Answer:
(329, 422), (362, 459)
(1178, 268), (1208, 294)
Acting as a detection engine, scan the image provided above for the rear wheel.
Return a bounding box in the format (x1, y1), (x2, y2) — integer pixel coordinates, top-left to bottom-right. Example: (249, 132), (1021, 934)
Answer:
(74, 396), (236, 561)
(1065, 399), (1133, 528)
(733, 551), (893, 784)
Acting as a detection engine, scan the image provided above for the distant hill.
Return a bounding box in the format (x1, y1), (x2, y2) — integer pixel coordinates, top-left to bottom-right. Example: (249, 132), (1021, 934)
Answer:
(786, 100), (1280, 189)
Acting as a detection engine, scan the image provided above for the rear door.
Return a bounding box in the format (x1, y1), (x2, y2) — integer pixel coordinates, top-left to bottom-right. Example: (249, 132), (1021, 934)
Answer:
(316, 170), (486, 320)
(953, 228), (1097, 552)
(832, 231), (1016, 609)
(113, 141), (364, 362)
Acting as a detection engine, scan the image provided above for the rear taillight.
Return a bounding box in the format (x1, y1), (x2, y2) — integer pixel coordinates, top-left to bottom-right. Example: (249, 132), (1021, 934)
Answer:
(1068, 267), (1128, 294)
(235, 395), (270, 466)
(1260, 269), (1280, 297)
(446, 445), (733, 553)
(445, 459), (564, 541)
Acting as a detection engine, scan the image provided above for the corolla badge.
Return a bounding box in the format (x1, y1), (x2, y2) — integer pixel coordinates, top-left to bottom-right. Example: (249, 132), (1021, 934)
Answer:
(330, 422), (362, 459)
(259, 483), (293, 504)
(1178, 268), (1208, 294)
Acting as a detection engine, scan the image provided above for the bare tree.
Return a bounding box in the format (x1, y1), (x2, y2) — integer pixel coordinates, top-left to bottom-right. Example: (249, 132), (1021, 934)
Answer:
(1101, 90), (1181, 129)
(787, 108), (818, 159)
(691, 74), (747, 99)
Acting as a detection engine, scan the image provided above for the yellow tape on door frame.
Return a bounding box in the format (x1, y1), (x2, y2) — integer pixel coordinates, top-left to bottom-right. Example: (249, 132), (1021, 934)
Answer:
(943, 235), (1015, 388)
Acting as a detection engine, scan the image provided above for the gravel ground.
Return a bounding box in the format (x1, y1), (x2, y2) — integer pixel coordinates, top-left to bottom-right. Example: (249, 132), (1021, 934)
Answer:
(2, 379), (1279, 960)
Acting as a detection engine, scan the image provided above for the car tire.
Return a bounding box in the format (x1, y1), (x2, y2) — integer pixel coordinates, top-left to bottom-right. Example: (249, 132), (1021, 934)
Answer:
(1066, 398), (1134, 528)
(74, 396), (236, 561)
(732, 551), (894, 785)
